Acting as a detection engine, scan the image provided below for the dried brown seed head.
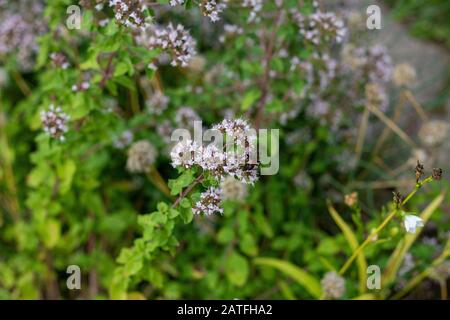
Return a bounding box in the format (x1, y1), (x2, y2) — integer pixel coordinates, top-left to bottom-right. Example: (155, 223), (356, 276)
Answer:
(393, 191), (404, 206)
(432, 168), (443, 181)
(415, 160), (425, 182)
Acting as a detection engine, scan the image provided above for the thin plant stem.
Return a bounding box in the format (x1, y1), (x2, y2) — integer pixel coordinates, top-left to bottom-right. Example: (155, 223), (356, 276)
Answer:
(367, 104), (417, 149)
(11, 71), (31, 96)
(147, 167), (172, 198)
(372, 93), (405, 157)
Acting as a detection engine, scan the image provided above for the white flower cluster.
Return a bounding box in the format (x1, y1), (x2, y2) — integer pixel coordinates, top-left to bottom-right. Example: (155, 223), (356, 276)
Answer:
(242, 0), (263, 23)
(0, 1), (46, 71)
(296, 10), (346, 45)
(170, 0), (227, 22)
(40, 105), (70, 141)
(146, 92), (169, 115)
(108, 0), (146, 27)
(135, 23), (196, 67)
(171, 119), (259, 215)
(343, 45), (392, 84)
(192, 187), (223, 215)
(199, 0), (228, 22)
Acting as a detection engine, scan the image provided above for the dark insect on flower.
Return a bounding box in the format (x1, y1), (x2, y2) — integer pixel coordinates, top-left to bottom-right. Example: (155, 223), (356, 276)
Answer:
(392, 191), (404, 206)
(432, 168), (443, 181)
(415, 160), (425, 182)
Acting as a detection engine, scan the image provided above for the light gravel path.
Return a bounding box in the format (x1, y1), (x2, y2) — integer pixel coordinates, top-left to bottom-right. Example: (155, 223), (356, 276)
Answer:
(345, 0), (450, 114)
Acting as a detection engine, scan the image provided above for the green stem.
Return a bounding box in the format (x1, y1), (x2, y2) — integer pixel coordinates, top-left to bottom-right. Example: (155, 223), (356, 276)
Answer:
(339, 209), (397, 275)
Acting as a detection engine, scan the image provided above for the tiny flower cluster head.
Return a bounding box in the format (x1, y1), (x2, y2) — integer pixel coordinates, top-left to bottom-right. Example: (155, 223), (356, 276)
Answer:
(393, 63), (416, 88)
(365, 45), (393, 83)
(170, 139), (203, 169)
(146, 92), (169, 115)
(50, 52), (70, 69)
(40, 105), (70, 141)
(220, 176), (247, 202)
(293, 171), (313, 193)
(321, 271), (345, 299)
(113, 130), (134, 149)
(0, 2), (46, 71)
(188, 56), (206, 73)
(296, 10), (346, 45)
(343, 45), (392, 84)
(108, 0), (146, 27)
(193, 187), (223, 215)
(156, 120), (174, 144)
(199, 0), (228, 22)
(365, 82), (388, 111)
(136, 23), (196, 67)
(219, 24), (244, 43)
(418, 120), (448, 147)
(242, 0), (263, 23)
(126, 140), (157, 173)
(175, 106), (201, 128)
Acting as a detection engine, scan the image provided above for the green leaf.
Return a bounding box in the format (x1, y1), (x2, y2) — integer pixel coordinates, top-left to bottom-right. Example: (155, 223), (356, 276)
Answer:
(254, 212), (274, 238)
(168, 170), (195, 196)
(225, 251), (249, 287)
(217, 227), (234, 244)
(241, 89), (261, 111)
(239, 233), (258, 257)
(254, 257), (322, 298)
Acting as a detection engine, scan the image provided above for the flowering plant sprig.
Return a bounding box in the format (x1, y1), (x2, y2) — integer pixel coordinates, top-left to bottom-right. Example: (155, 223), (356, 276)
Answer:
(169, 118), (259, 215)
